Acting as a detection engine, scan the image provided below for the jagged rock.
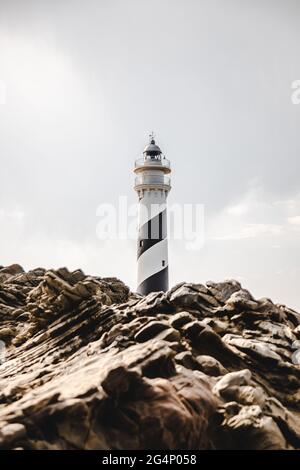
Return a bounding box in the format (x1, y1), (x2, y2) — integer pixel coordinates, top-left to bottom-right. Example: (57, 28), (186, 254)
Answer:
(155, 327), (181, 343)
(223, 336), (283, 362)
(0, 328), (15, 340)
(213, 369), (252, 396)
(196, 355), (227, 376)
(175, 351), (202, 370)
(181, 320), (206, 339)
(213, 369), (266, 407)
(220, 405), (288, 450)
(294, 325), (300, 338)
(0, 264), (24, 283)
(134, 320), (170, 342)
(170, 311), (195, 329)
(0, 423), (26, 447)
(292, 349), (300, 365)
(0, 267), (299, 450)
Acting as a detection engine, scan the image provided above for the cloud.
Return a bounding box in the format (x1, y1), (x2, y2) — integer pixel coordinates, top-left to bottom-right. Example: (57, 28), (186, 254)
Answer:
(273, 194), (300, 213)
(287, 215), (300, 226)
(0, 208), (26, 222)
(226, 203), (250, 216)
(209, 186), (300, 242)
(213, 223), (284, 241)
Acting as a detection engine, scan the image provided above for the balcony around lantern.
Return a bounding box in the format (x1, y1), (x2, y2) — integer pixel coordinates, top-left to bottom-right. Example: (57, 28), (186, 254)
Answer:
(134, 174), (171, 190)
(134, 156), (171, 174)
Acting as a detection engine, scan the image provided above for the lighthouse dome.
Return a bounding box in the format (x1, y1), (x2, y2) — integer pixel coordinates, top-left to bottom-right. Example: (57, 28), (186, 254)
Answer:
(143, 139), (162, 157)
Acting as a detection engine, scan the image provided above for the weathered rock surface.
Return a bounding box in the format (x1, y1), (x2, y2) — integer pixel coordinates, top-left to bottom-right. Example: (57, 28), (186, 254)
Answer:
(0, 265), (299, 450)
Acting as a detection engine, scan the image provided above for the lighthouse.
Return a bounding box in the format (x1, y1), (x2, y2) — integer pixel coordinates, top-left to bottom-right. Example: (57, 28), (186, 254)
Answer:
(134, 134), (171, 295)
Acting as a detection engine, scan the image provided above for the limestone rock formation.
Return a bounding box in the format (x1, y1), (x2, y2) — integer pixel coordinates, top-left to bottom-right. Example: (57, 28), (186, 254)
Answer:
(0, 264), (299, 450)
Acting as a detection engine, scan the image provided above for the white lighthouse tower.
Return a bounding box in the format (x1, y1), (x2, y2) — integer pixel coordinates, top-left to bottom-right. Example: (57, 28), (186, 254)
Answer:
(134, 134), (171, 295)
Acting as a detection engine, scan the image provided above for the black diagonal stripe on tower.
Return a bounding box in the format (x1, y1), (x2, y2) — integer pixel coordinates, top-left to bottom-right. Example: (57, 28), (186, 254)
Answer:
(137, 209), (167, 258)
(138, 209), (167, 240)
(137, 265), (169, 295)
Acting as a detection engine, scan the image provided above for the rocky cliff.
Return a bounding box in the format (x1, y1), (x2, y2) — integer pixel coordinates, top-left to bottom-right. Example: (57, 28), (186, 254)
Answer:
(0, 264), (299, 450)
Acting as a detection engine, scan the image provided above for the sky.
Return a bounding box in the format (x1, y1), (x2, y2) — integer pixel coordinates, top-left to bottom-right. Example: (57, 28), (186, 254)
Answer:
(0, 0), (300, 310)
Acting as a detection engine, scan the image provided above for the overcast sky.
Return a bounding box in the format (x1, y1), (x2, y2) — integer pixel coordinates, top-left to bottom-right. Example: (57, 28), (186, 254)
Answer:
(1, 0), (300, 310)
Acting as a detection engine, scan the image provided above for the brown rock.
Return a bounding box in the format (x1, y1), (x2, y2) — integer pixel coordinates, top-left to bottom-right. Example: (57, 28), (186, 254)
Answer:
(0, 267), (299, 450)
(134, 321), (170, 342)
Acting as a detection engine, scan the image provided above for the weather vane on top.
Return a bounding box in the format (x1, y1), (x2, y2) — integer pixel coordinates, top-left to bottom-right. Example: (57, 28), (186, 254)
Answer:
(149, 131), (155, 142)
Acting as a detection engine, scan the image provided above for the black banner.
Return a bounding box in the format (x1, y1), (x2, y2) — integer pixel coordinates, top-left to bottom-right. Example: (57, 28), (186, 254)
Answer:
(0, 450), (299, 466)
